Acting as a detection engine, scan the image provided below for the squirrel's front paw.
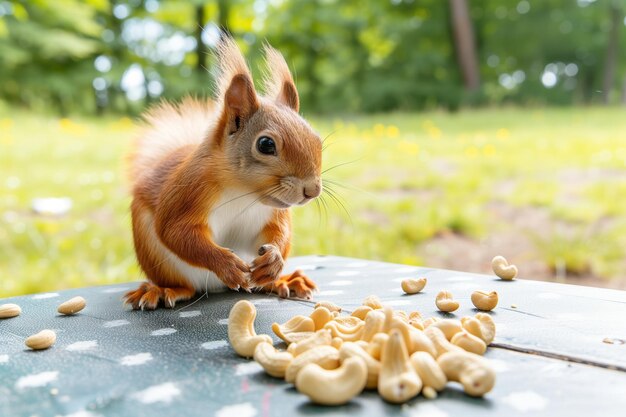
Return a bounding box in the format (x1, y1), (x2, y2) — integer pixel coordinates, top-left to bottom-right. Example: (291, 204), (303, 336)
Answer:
(216, 249), (251, 291)
(250, 244), (284, 286)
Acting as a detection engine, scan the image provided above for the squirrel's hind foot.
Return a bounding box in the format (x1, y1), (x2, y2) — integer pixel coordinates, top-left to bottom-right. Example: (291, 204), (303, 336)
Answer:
(262, 269), (317, 300)
(123, 282), (195, 310)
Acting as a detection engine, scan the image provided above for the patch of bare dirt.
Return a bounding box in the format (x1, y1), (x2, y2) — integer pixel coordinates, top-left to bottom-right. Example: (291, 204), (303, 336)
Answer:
(416, 201), (626, 290)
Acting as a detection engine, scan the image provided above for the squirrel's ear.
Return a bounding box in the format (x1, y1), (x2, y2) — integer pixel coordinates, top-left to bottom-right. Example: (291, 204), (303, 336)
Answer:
(215, 36), (259, 133)
(262, 44), (299, 112)
(224, 74), (258, 132)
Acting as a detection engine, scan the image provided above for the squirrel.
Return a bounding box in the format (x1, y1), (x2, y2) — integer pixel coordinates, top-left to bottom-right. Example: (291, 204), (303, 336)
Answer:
(123, 38), (322, 310)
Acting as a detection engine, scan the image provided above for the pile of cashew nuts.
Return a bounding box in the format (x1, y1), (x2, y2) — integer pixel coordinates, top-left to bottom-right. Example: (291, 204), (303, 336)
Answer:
(228, 292), (498, 406)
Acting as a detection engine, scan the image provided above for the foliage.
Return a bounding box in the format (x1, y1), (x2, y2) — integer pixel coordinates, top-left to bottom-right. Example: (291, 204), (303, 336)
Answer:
(0, 0), (625, 114)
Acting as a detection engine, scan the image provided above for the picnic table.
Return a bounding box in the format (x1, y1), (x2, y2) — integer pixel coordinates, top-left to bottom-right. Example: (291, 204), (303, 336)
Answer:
(1, 255), (625, 417)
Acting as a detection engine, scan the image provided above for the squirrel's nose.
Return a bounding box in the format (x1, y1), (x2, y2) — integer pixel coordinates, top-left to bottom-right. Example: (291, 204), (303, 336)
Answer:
(303, 181), (322, 199)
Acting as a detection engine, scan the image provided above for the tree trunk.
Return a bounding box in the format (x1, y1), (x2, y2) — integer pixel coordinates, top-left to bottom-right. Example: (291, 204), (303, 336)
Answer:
(449, 0), (480, 91)
(622, 74), (626, 105)
(602, 3), (622, 104)
(194, 4), (207, 72)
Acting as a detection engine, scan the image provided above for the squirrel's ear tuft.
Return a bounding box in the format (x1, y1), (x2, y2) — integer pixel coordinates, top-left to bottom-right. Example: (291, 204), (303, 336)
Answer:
(262, 44), (299, 112)
(215, 35), (258, 132)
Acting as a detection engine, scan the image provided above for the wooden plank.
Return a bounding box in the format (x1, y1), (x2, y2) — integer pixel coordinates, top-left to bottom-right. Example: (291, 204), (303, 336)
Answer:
(1, 256), (625, 417)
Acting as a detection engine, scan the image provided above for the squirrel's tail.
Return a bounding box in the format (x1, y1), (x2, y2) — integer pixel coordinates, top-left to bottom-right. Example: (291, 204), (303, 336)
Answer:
(127, 97), (216, 185)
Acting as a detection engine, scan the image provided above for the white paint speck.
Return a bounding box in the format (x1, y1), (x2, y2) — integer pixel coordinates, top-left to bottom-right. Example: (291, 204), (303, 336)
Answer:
(316, 290), (343, 296)
(102, 287), (130, 294)
(345, 261), (369, 268)
(216, 402), (257, 417)
(251, 298), (273, 304)
(179, 310), (201, 318)
(151, 328), (177, 336)
(66, 340), (98, 352)
(218, 318), (229, 325)
(292, 265), (317, 271)
(62, 410), (102, 417)
(393, 267), (419, 273)
(384, 299), (411, 306)
(537, 292), (561, 299)
(201, 340), (228, 350)
(335, 270), (359, 277)
(16, 371), (59, 389)
(449, 282), (475, 290)
(328, 280), (352, 286)
(132, 382), (180, 404)
(446, 275), (473, 282)
(502, 391), (548, 412)
(392, 276), (415, 283)
(120, 352), (153, 366)
(32, 292), (60, 300)
(408, 403), (448, 417)
(489, 359), (511, 373)
(235, 362), (263, 376)
(103, 319), (130, 328)
(0, 354), (8, 363)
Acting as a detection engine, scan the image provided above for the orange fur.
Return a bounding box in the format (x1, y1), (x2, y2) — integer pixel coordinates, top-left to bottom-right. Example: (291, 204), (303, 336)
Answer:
(124, 37), (321, 309)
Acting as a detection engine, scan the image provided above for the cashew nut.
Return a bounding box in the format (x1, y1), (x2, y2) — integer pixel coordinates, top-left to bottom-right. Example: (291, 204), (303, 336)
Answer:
(367, 333), (389, 360)
(25, 329), (56, 350)
(437, 351), (495, 396)
(285, 345), (340, 383)
(333, 316), (362, 327)
(361, 310), (385, 342)
(362, 295), (383, 309)
(378, 329), (422, 403)
(430, 319), (463, 341)
(408, 311), (424, 330)
(471, 291), (498, 311)
(451, 331), (487, 355)
(354, 340), (369, 350)
(435, 291), (459, 313)
(393, 310), (409, 323)
(310, 306), (334, 330)
(272, 315), (315, 344)
(389, 317), (437, 358)
(295, 356), (368, 405)
(424, 326), (464, 358)
(324, 320), (365, 341)
(253, 342), (293, 378)
(409, 351), (447, 391)
(340, 342), (381, 389)
(315, 301), (342, 313)
(351, 306), (373, 320)
(401, 277), (427, 294)
(462, 313), (496, 344)
(228, 300), (273, 357)
(492, 255), (517, 280)
(423, 317), (439, 328)
(287, 329), (332, 356)
(0, 303), (21, 319)
(331, 337), (343, 350)
(422, 386), (437, 399)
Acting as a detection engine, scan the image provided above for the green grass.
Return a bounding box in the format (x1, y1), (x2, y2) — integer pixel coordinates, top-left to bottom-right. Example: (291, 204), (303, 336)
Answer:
(1, 106), (626, 296)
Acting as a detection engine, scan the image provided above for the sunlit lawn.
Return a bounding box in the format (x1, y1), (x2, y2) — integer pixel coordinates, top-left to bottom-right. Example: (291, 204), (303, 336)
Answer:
(1, 107), (626, 296)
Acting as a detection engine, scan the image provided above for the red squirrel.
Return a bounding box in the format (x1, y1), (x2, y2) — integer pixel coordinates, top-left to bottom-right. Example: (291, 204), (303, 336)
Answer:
(124, 38), (321, 310)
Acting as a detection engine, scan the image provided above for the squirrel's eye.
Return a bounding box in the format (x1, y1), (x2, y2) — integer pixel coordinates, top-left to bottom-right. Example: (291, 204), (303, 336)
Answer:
(256, 136), (277, 155)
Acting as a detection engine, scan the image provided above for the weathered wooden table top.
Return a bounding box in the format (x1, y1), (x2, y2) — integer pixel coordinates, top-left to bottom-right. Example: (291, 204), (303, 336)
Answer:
(1, 255), (625, 417)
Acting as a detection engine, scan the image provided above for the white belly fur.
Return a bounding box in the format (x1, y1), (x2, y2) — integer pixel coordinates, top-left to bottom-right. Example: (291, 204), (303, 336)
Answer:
(148, 189), (274, 292)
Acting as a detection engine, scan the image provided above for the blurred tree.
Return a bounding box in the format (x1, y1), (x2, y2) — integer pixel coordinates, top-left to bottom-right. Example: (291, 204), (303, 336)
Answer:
(0, 0), (106, 114)
(449, 0), (480, 91)
(0, 0), (625, 114)
(601, 0), (622, 104)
